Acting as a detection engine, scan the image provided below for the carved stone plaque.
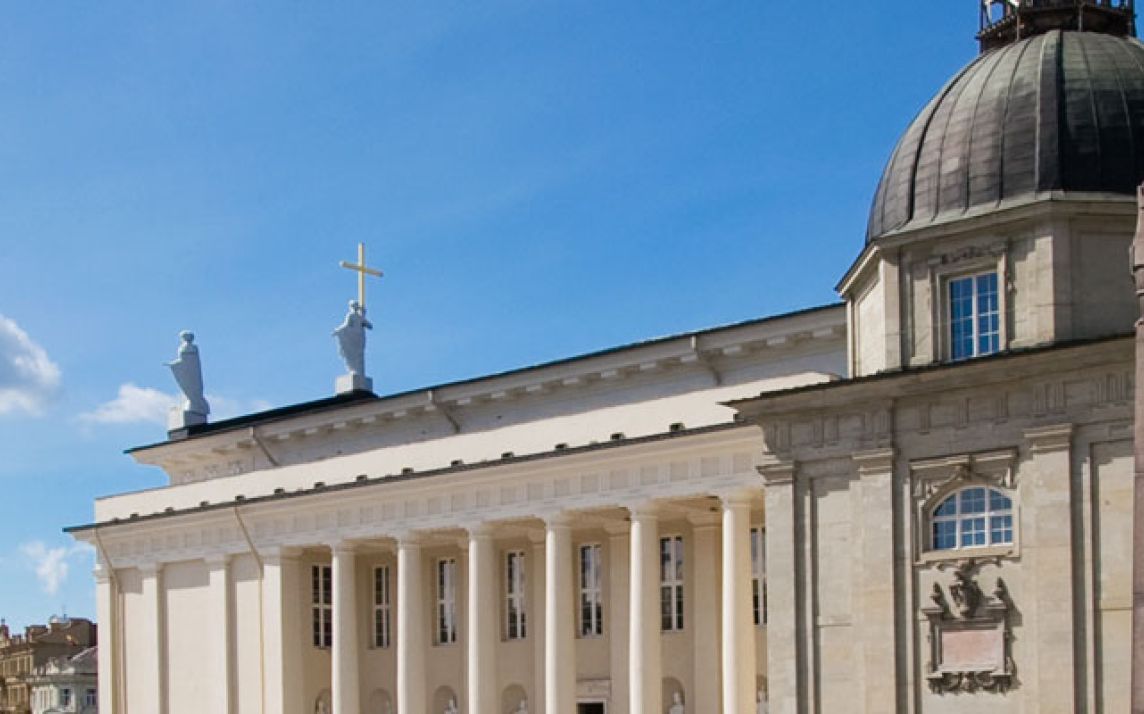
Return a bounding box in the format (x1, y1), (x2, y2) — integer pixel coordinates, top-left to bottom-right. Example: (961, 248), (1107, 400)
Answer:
(939, 624), (1005, 672)
(922, 561), (1014, 694)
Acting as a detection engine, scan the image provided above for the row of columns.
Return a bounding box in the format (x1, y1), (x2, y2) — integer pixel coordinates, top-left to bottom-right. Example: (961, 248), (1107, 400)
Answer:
(368, 492), (756, 714)
(96, 490), (760, 714)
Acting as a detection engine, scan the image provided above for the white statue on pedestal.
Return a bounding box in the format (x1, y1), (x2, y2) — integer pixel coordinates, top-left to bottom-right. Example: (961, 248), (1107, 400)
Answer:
(443, 696), (458, 714)
(668, 691), (685, 714)
(166, 331), (209, 429)
(514, 698), (529, 714)
(333, 300), (374, 394)
(756, 689), (768, 714)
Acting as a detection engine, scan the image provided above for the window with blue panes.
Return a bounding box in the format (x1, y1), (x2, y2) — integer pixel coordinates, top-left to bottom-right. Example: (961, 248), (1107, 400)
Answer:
(931, 487), (1013, 551)
(949, 273), (1000, 360)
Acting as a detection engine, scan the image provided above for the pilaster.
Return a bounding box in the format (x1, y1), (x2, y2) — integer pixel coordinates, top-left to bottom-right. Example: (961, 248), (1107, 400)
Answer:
(94, 564), (118, 714)
(759, 458), (798, 713)
(262, 548), (304, 714)
(204, 554), (233, 714)
(1025, 423), (1077, 713)
(138, 561), (166, 714)
(852, 448), (898, 712)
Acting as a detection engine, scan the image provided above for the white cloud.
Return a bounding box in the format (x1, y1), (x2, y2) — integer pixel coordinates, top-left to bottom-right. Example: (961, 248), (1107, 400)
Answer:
(20, 541), (92, 597)
(0, 314), (60, 415)
(79, 383), (176, 425)
(80, 383), (271, 426)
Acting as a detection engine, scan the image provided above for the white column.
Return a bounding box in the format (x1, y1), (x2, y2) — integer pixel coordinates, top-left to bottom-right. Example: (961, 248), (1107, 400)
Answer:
(629, 504), (661, 714)
(139, 562), (166, 714)
(722, 490), (757, 714)
(606, 522), (631, 714)
(263, 548), (304, 714)
(545, 513), (575, 714)
(468, 524), (498, 714)
(205, 555), (233, 714)
(332, 543), (361, 714)
(94, 563), (118, 714)
(530, 531), (547, 714)
(398, 535), (427, 714)
(690, 514), (722, 713)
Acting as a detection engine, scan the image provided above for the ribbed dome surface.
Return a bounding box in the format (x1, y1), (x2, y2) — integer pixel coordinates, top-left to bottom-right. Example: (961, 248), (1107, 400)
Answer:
(867, 30), (1144, 242)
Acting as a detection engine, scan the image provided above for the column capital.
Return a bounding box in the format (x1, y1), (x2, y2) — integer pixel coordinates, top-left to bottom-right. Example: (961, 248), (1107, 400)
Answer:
(203, 553), (231, 568)
(714, 487), (757, 507)
(540, 510), (575, 528)
(461, 521), (498, 539)
(1024, 423), (1074, 453)
(137, 561), (162, 577)
(394, 530), (428, 547)
(92, 563), (113, 584)
(757, 456), (796, 486)
(259, 545), (301, 566)
(852, 447), (895, 476)
(328, 540), (359, 556)
(623, 501), (661, 521)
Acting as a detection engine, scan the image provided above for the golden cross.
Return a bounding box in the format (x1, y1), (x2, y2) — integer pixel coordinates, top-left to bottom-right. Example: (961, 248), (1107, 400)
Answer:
(339, 242), (384, 309)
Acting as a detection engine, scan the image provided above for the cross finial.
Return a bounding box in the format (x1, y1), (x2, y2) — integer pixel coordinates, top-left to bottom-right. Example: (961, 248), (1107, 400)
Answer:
(339, 243), (384, 309)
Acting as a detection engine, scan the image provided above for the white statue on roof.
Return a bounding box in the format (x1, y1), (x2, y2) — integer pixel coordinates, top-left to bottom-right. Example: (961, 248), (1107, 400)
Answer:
(333, 300), (374, 394)
(166, 330), (209, 429)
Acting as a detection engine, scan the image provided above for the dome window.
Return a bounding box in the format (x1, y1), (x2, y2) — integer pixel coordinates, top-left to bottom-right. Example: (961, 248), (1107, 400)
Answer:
(948, 272), (1000, 361)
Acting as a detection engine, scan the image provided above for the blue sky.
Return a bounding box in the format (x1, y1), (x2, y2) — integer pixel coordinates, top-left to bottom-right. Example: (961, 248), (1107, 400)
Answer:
(0, 3), (978, 628)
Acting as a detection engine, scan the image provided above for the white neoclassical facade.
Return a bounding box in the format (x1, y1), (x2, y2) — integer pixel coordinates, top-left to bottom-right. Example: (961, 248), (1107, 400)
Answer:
(70, 306), (847, 714)
(69, 4), (1144, 713)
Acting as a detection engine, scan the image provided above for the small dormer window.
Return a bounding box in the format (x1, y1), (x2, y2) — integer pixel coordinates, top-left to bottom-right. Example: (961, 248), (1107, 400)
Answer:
(949, 272), (1000, 360)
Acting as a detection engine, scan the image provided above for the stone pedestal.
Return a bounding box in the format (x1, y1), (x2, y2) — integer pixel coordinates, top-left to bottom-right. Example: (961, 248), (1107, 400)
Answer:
(167, 408), (207, 431)
(336, 373), (373, 395)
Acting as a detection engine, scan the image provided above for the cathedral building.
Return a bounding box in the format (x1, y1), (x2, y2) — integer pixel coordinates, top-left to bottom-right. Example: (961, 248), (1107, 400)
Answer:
(68, 2), (1144, 712)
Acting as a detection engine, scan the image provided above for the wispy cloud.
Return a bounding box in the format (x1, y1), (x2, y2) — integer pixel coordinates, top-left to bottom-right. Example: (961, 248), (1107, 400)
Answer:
(0, 314), (60, 416)
(79, 383), (271, 426)
(20, 541), (93, 597)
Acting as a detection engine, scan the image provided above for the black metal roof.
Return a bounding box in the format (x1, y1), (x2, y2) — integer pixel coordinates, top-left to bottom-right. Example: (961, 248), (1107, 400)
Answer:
(867, 29), (1144, 242)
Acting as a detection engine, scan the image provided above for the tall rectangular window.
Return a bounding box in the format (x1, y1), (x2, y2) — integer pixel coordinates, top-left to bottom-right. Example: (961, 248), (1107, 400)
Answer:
(312, 564), (332, 648)
(751, 526), (767, 625)
(949, 272), (1000, 361)
(505, 550), (527, 640)
(437, 558), (457, 645)
(373, 565), (391, 648)
(579, 543), (603, 637)
(660, 535), (684, 631)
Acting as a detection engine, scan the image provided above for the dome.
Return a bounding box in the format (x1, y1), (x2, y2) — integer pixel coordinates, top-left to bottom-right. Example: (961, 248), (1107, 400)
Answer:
(867, 29), (1144, 242)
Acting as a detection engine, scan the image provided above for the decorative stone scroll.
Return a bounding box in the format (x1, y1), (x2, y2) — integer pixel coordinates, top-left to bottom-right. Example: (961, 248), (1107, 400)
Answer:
(922, 560), (1014, 694)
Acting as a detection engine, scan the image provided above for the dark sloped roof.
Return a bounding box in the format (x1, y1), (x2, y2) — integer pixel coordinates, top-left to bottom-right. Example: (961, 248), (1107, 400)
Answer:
(867, 30), (1144, 241)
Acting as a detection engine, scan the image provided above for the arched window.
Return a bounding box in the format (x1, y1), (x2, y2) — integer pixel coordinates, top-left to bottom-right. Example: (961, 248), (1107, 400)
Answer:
(931, 487), (1013, 551)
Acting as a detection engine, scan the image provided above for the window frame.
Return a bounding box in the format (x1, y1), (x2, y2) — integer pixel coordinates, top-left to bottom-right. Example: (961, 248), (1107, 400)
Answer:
(750, 526), (767, 626)
(436, 557), (458, 646)
(578, 543), (604, 638)
(929, 486), (1014, 552)
(947, 271), (1001, 361)
(312, 564), (333, 649)
(373, 564), (391, 649)
(659, 534), (685, 632)
(505, 550), (527, 641)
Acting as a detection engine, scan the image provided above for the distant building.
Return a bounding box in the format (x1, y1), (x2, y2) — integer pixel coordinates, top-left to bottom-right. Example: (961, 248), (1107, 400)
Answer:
(0, 618), (96, 714)
(28, 647), (97, 714)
